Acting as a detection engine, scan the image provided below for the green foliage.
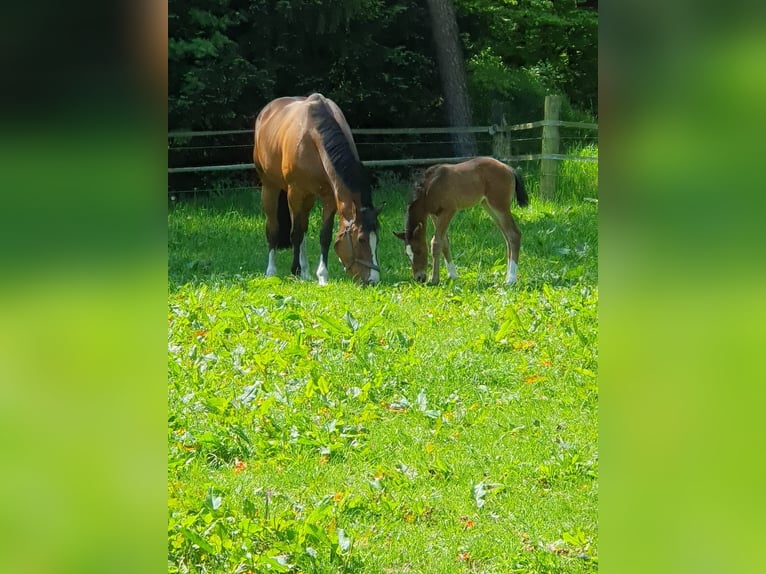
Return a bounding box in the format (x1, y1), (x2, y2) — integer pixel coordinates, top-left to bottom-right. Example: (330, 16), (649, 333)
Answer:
(169, 0), (443, 130)
(467, 46), (550, 123)
(168, 170), (598, 573)
(457, 0), (598, 122)
(169, 0), (273, 129)
(169, 0), (597, 131)
(559, 144), (599, 202)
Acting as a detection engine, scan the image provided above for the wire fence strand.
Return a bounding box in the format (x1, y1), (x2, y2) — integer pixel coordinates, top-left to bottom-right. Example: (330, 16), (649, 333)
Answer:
(168, 122), (597, 195)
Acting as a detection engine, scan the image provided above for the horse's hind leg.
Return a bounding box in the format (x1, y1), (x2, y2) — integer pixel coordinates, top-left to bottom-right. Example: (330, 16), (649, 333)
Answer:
(483, 201), (522, 284)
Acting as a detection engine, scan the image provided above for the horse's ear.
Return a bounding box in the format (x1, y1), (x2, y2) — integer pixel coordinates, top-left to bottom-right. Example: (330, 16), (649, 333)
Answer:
(414, 221), (424, 234)
(392, 231), (406, 242)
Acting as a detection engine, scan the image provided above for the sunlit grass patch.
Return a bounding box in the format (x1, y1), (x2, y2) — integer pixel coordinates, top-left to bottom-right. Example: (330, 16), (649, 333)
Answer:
(168, 170), (598, 573)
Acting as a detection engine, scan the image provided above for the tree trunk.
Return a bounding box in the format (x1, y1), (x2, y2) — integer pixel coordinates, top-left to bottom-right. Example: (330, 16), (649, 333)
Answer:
(425, 0), (477, 157)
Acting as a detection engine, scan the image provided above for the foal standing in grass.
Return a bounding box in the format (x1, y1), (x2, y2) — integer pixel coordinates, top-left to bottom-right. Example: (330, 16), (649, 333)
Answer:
(394, 157), (529, 285)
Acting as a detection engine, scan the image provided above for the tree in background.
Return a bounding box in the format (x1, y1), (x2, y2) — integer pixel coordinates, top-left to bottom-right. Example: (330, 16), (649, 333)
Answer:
(424, 0), (477, 156)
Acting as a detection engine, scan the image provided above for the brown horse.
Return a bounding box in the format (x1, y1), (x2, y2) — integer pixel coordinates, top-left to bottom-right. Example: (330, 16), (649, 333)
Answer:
(394, 157), (529, 285)
(253, 93), (381, 285)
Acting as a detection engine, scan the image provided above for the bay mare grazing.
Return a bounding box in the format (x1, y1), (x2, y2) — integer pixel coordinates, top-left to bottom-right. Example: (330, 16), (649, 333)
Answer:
(254, 93), (381, 285)
(394, 157), (529, 285)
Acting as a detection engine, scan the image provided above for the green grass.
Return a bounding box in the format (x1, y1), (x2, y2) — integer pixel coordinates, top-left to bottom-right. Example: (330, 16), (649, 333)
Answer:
(168, 173), (598, 574)
(559, 145), (598, 203)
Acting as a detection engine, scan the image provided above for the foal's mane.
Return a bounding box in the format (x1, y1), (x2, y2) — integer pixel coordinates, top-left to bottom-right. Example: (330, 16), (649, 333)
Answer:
(404, 165), (439, 240)
(411, 165), (439, 202)
(309, 96), (373, 209)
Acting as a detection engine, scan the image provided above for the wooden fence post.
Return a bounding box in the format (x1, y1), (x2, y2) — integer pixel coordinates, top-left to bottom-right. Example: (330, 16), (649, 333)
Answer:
(490, 101), (510, 161)
(492, 116), (511, 161)
(540, 95), (562, 200)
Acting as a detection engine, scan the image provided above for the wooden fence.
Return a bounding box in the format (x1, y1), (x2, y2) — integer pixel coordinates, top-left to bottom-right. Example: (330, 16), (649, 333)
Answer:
(168, 96), (597, 200)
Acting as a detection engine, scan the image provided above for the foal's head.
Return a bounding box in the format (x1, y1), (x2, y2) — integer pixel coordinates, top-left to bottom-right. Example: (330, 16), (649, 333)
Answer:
(334, 205), (381, 285)
(393, 199), (428, 283)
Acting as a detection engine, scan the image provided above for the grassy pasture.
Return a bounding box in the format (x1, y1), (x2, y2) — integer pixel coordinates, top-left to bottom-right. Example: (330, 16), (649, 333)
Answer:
(168, 165), (597, 573)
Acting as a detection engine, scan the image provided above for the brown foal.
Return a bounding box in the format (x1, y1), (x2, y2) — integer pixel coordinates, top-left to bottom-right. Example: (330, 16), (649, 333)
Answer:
(394, 157), (529, 285)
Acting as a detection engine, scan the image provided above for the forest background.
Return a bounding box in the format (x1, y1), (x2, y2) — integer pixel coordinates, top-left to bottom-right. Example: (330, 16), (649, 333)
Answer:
(168, 0), (598, 134)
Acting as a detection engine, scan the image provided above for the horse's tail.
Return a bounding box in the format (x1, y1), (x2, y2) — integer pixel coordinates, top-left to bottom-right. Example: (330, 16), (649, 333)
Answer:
(275, 189), (292, 248)
(513, 168), (530, 208)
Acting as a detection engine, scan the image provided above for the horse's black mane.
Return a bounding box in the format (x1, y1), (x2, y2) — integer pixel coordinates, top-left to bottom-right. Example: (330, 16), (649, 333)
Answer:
(309, 95), (374, 217)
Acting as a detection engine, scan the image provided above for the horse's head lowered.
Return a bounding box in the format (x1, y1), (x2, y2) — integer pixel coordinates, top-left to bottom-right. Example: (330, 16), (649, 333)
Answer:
(334, 205), (381, 285)
(393, 200), (428, 282)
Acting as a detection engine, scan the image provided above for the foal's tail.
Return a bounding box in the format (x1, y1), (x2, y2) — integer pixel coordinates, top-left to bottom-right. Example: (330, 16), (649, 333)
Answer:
(513, 169), (530, 208)
(275, 189), (292, 249)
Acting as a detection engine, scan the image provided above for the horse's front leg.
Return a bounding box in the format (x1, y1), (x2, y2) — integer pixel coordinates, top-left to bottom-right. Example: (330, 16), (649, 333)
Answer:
(317, 202), (336, 286)
(429, 212), (455, 285)
(429, 234), (442, 285)
(290, 228), (310, 280)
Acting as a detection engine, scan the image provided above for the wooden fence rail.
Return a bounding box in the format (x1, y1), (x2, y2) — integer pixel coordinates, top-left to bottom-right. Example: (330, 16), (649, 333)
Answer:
(168, 98), (597, 198)
(167, 120), (596, 139)
(167, 153), (596, 174)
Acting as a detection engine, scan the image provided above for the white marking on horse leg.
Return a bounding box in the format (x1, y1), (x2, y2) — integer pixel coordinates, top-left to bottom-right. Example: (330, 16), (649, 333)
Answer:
(299, 236), (310, 280)
(266, 249), (277, 277)
(316, 256), (329, 286)
(405, 243), (414, 263)
(447, 261), (459, 280)
(368, 232), (380, 285)
(506, 260), (518, 284)
(429, 236), (441, 285)
(369, 232), (379, 266)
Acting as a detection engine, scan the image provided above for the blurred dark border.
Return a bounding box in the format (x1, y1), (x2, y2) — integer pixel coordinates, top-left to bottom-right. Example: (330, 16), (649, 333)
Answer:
(0, 2), (166, 573)
(3, 1), (766, 572)
(601, 2), (766, 573)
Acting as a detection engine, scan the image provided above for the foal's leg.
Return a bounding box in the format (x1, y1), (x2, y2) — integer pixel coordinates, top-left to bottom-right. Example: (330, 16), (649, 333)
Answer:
(441, 234), (458, 280)
(429, 211), (455, 285)
(261, 181), (282, 277)
(317, 199), (336, 286)
(483, 200), (522, 284)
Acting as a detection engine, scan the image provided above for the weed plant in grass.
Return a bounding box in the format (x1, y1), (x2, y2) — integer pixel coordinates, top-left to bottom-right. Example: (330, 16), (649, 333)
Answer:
(168, 165), (597, 574)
